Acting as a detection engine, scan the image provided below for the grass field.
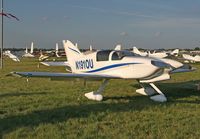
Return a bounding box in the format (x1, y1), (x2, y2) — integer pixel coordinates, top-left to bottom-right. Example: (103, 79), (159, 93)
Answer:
(0, 58), (200, 139)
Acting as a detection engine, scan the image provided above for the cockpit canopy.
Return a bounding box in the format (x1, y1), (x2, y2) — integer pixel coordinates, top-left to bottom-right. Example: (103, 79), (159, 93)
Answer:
(96, 50), (140, 61)
(96, 50), (112, 61)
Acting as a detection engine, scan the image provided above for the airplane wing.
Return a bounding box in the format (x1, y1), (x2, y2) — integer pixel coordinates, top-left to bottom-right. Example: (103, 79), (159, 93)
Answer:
(10, 71), (120, 79)
(40, 61), (70, 67)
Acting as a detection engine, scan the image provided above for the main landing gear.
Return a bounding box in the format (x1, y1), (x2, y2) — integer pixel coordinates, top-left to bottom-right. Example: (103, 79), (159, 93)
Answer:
(136, 82), (167, 102)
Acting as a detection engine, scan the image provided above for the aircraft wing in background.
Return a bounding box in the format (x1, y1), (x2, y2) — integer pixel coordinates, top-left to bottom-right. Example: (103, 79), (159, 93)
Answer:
(40, 61), (70, 67)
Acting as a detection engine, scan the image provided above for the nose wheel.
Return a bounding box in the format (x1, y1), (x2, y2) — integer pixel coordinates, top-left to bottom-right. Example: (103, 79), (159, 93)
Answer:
(84, 79), (109, 101)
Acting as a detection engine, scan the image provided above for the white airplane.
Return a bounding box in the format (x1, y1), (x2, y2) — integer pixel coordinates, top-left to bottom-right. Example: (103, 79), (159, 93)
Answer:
(39, 51), (49, 61)
(4, 50), (20, 62)
(22, 42), (35, 58)
(133, 46), (168, 58)
(133, 46), (179, 58)
(169, 49), (179, 56)
(132, 46), (148, 56)
(11, 40), (194, 102)
(148, 51), (168, 59)
(148, 49), (179, 58)
(182, 54), (200, 63)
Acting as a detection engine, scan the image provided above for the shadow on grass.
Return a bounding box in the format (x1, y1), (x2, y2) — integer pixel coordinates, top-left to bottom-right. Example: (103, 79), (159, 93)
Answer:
(0, 92), (47, 98)
(0, 80), (199, 137)
(130, 79), (200, 103)
(159, 80), (200, 104)
(0, 95), (154, 137)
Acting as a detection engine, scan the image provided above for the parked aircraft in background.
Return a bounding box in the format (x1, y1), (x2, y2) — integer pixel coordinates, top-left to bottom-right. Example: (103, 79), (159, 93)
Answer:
(132, 46), (168, 58)
(132, 47), (179, 58)
(190, 50), (200, 54)
(39, 51), (49, 61)
(11, 40), (194, 102)
(4, 50), (20, 62)
(169, 49), (179, 57)
(147, 51), (168, 59)
(22, 42), (35, 58)
(132, 46), (148, 56)
(182, 54), (200, 63)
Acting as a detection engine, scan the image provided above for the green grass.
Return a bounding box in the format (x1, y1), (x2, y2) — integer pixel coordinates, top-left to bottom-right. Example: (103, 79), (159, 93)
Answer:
(0, 58), (200, 139)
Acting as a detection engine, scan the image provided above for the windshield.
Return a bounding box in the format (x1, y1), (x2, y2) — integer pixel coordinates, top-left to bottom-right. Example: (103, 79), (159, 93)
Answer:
(112, 50), (140, 60)
(96, 50), (112, 61)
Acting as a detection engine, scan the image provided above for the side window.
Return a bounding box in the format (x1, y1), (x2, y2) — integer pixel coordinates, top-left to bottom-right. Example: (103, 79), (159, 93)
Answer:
(97, 50), (111, 61)
(112, 52), (120, 60)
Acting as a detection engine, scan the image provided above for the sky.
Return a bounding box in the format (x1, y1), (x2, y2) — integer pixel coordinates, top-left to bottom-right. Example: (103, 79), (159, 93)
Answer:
(2, 0), (200, 49)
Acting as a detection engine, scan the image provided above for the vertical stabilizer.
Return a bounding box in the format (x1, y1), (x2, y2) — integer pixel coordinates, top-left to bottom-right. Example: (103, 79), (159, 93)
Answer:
(89, 45), (93, 51)
(63, 40), (83, 72)
(171, 49), (179, 56)
(55, 43), (60, 57)
(114, 44), (121, 50)
(25, 47), (28, 54)
(133, 46), (141, 55)
(56, 43), (59, 52)
(30, 42), (34, 54)
(75, 43), (78, 48)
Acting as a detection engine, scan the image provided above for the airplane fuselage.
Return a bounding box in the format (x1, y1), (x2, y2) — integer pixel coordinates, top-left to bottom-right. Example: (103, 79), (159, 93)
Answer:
(72, 50), (164, 79)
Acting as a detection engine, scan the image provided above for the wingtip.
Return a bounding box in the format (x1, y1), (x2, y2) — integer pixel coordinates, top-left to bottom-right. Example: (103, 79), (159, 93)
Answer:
(7, 71), (22, 77)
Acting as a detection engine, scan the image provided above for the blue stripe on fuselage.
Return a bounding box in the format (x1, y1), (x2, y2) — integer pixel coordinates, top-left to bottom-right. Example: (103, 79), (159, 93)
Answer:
(86, 62), (141, 73)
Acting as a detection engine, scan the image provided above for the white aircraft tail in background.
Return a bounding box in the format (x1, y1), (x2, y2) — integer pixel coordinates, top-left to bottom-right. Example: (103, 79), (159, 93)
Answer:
(22, 42), (35, 58)
(170, 49), (179, 56)
(114, 44), (121, 50)
(25, 47), (28, 54)
(55, 43), (61, 58)
(30, 42), (34, 54)
(75, 43), (78, 48)
(132, 46), (147, 56)
(89, 45), (93, 51)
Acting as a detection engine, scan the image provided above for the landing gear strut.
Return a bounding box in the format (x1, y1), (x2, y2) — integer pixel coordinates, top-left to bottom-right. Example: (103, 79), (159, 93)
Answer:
(136, 82), (167, 102)
(84, 79), (109, 101)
